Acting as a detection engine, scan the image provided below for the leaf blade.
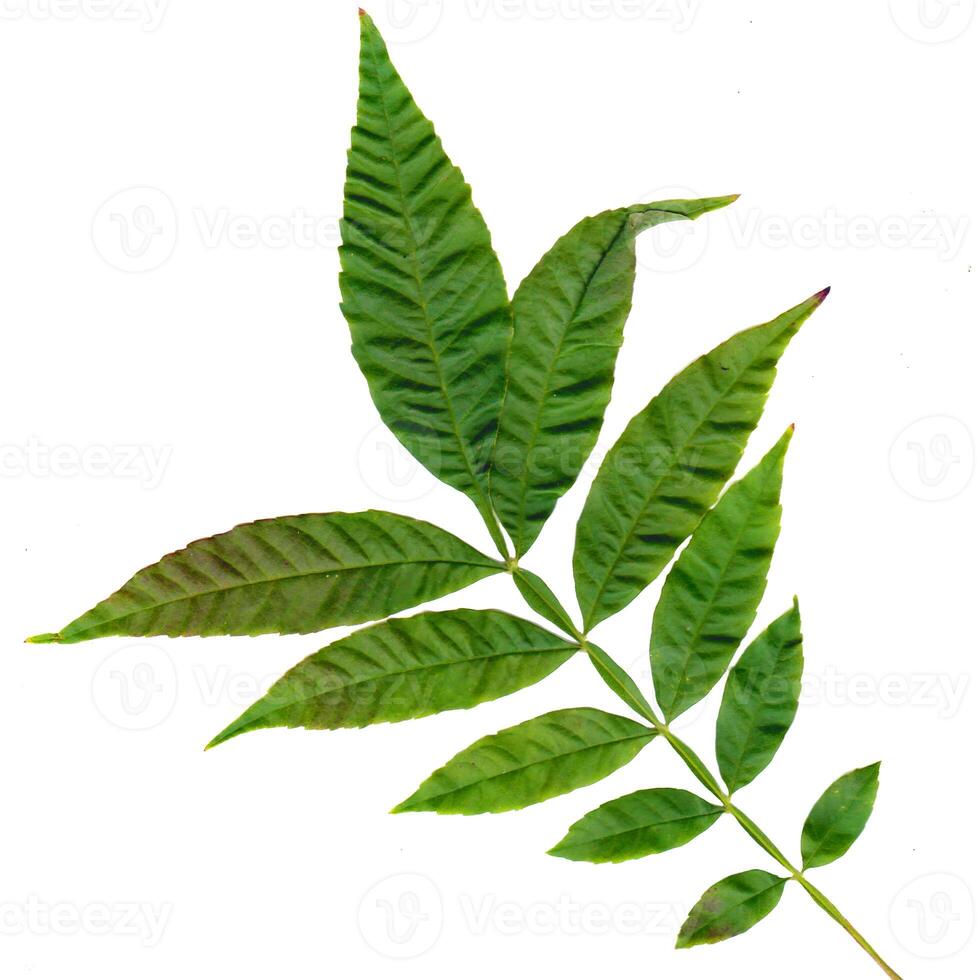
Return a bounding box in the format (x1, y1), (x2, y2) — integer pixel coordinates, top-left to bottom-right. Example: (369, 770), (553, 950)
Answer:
(650, 430), (792, 721)
(340, 14), (511, 545)
(574, 289), (828, 629)
(549, 788), (724, 864)
(33, 512), (502, 643)
(393, 707), (655, 814)
(492, 196), (737, 556)
(716, 601), (804, 793)
(207, 609), (578, 747)
(801, 763), (881, 870)
(676, 870), (786, 948)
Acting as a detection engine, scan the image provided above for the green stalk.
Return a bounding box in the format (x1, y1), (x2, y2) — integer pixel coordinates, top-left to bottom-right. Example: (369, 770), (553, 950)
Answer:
(506, 565), (903, 980)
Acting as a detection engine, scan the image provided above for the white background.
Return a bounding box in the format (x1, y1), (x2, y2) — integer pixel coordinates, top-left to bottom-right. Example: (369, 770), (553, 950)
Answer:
(2, 1), (977, 977)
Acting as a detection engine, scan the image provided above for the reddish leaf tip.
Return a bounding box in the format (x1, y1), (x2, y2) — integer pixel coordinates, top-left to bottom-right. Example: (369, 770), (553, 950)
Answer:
(814, 285), (831, 304)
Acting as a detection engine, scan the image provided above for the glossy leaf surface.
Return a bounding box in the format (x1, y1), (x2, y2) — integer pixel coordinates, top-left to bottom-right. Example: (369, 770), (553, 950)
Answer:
(30, 512), (501, 643)
(574, 290), (827, 629)
(492, 197), (737, 556)
(207, 609), (578, 747)
(393, 707), (655, 814)
(339, 14), (511, 547)
(549, 787), (724, 863)
(650, 430), (791, 721)
(801, 763), (880, 870)
(677, 870), (786, 948)
(716, 602), (803, 793)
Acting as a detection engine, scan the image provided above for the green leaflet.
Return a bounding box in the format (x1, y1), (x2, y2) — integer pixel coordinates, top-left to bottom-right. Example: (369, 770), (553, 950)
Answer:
(801, 764), (881, 870)
(492, 197), (737, 557)
(650, 430), (792, 722)
(549, 788), (724, 864)
(206, 609), (577, 747)
(28, 512), (502, 643)
(585, 642), (657, 724)
(393, 707), (655, 814)
(512, 568), (581, 639)
(677, 870), (786, 948)
(716, 602), (804, 793)
(339, 13), (512, 553)
(573, 289), (828, 630)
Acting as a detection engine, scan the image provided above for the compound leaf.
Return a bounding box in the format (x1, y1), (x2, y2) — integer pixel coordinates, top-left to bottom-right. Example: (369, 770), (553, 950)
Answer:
(716, 601), (804, 793)
(492, 196), (737, 556)
(29, 512), (502, 643)
(207, 609), (577, 747)
(801, 763), (881, 870)
(651, 430), (792, 721)
(549, 787), (724, 864)
(574, 289), (827, 630)
(393, 707), (655, 814)
(340, 13), (511, 550)
(677, 870), (786, 948)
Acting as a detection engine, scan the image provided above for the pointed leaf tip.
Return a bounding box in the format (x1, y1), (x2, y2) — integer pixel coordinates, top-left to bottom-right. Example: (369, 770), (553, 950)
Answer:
(358, 7), (366, 15)
(26, 633), (60, 644)
(814, 285), (831, 303)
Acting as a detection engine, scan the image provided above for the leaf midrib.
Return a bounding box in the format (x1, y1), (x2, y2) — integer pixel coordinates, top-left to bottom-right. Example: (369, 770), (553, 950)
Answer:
(409, 728), (654, 808)
(501, 214), (630, 550)
(561, 808), (723, 852)
(65, 557), (501, 638)
(684, 877), (784, 941)
(657, 477), (773, 719)
(363, 37), (498, 527)
(232, 642), (576, 728)
(580, 327), (789, 627)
